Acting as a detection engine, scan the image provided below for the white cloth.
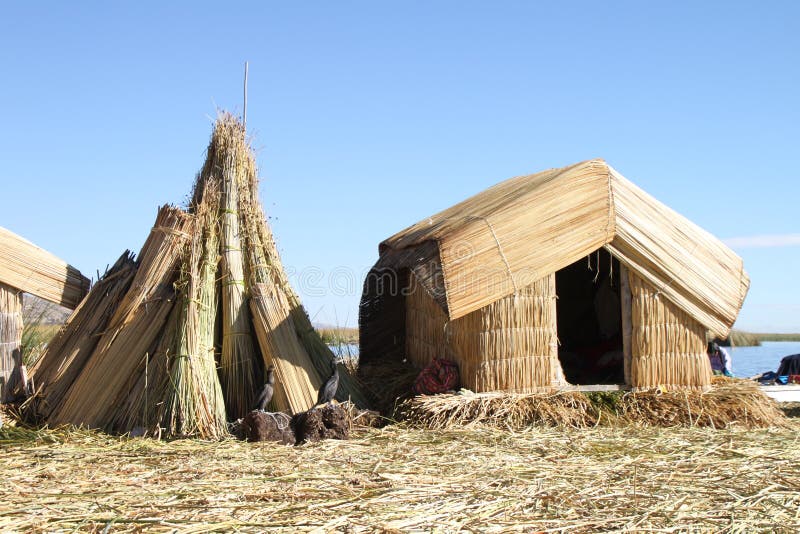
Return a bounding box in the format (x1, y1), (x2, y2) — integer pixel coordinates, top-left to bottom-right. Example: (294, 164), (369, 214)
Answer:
(719, 346), (732, 374)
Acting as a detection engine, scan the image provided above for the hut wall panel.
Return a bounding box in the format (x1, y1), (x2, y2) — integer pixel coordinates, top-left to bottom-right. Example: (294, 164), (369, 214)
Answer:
(405, 272), (449, 369)
(629, 271), (711, 390)
(405, 272), (562, 393)
(359, 243), (441, 367)
(0, 282), (23, 402)
(0, 226), (90, 309)
(620, 264), (633, 385)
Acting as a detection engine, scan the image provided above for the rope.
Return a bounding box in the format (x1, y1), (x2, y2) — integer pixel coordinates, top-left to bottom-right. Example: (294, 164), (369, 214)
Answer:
(152, 226), (192, 241)
(473, 215), (518, 294)
(223, 331), (252, 338)
(653, 242), (700, 299)
(609, 251), (614, 287)
(605, 169), (616, 244)
(260, 412), (292, 431)
(187, 297), (211, 309)
(604, 170), (617, 287)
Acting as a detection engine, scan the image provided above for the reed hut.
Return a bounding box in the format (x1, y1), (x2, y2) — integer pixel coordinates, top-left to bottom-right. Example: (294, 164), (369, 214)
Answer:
(0, 228), (89, 402)
(359, 159), (749, 394)
(30, 113), (366, 438)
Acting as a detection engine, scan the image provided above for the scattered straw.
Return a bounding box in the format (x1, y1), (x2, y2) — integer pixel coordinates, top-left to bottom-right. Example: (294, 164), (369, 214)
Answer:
(0, 421), (797, 532)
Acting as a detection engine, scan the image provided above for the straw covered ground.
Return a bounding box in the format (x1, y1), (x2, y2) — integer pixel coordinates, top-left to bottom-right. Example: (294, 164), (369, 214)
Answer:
(1, 420), (798, 533)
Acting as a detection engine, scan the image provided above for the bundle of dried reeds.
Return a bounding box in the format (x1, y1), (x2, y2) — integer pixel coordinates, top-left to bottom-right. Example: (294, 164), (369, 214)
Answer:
(196, 116), (261, 419)
(50, 206), (193, 428)
(0, 226), (90, 309)
(109, 297), (179, 435)
(208, 113), (366, 410)
(399, 391), (596, 429)
(28, 252), (137, 418)
(617, 378), (787, 428)
(157, 186), (226, 437)
(250, 283), (322, 412)
(111, 189), (227, 438)
(172, 185), (228, 437)
(229, 144), (324, 413)
(399, 379), (787, 430)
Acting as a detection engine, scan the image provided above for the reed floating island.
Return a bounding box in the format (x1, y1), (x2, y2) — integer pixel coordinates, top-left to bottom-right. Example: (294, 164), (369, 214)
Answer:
(29, 113), (367, 439)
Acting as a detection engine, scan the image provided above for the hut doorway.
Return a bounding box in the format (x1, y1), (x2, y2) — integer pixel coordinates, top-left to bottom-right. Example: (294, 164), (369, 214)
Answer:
(555, 250), (624, 385)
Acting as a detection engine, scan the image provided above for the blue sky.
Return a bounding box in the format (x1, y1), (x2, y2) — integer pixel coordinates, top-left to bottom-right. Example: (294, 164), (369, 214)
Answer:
(1, 1), (797, 331)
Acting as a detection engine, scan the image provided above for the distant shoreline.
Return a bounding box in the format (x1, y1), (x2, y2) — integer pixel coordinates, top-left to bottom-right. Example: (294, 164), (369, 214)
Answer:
(728, 330), (800, 347)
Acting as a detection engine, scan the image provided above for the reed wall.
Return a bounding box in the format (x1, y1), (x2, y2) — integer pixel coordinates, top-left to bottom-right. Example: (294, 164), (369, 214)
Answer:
(406, 272), (562, 393)
(0, 282), (23, 402)
(629, 271), (711, 390)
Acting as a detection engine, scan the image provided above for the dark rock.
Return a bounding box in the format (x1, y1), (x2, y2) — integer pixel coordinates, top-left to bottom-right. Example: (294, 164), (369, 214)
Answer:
(241, 410), (295, 444)
(292, 403), (350, 443)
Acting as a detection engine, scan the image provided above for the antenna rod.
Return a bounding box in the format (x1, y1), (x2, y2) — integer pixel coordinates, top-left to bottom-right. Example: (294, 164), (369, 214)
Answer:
(243, 61), (249, 130)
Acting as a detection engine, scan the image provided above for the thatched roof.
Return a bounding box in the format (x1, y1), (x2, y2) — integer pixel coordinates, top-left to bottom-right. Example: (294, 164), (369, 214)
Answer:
(378, 159), (749, 338)
(0, 226), (90, 309)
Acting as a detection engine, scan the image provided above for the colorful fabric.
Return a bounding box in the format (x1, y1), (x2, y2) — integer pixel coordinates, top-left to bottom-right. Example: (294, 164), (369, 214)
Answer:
(709, 346), (732, 374)
(414, 358), (459, 395)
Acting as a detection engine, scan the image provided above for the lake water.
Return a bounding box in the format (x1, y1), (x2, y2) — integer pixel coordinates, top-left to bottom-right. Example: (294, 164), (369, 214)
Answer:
(729, 341), (800, 378)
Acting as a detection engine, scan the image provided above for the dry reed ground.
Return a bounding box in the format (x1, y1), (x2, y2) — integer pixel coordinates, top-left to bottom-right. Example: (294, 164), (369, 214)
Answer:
(1, 420), (799, 533)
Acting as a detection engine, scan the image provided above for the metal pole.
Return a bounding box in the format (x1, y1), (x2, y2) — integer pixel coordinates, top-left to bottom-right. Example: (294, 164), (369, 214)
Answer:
(243, 61), (249, 130)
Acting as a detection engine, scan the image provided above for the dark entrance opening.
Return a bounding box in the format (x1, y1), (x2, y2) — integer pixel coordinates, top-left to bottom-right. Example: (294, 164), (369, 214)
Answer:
(556, 249), (624, 385)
